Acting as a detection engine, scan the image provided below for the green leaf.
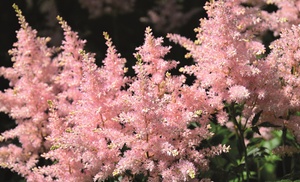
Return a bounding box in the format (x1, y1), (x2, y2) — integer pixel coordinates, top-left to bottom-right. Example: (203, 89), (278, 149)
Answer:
(252, 110), (263, 126)
(258, 122), (281, 128)
(252, 126), (261, 135)
(187, 121), (201, 130)
(247, 138), (263, 147)
(295, 111), (300, 116)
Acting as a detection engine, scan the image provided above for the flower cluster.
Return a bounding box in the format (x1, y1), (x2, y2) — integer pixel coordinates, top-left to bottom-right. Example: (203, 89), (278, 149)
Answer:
(168, 0), (300, 140)
(1, 0), (300, 181)
(0, 3), (228, 182)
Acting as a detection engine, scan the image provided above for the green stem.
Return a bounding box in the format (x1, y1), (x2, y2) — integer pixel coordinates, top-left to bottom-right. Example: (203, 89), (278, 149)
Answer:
(241, 129), (250, 182)
(282, 127), (287, 176)
(257, 160), (261, 182)
(229, 103), (250, 182)
(291, 155), (295, 179)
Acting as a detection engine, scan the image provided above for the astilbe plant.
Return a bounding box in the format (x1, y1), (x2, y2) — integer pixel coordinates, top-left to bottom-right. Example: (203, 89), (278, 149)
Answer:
(0, 4), (59, 177)
(0, 3), (229, 182)
(168, 0), (300, 140)
(168, 0), (300, 180)
(2, 0), (300, 181)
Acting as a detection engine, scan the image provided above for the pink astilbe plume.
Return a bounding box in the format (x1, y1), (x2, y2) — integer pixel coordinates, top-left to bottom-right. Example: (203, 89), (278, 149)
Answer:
(236, 0), (300, 36)
(259, 0), (300, 35)
(167, 0), (279, 125)
(44, 16), (88, 140)
(0, 4), (59, 177)
(34, 28), (129, 181)
(110, 27), (228, 181)
(0, 4), (129, 181)
(265, 24), (300, 142)
(31, 26), (228, 181)
(167, 0), (300, 152)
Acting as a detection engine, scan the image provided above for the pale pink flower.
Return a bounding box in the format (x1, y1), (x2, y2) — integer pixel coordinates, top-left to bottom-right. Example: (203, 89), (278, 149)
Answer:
(228, 85), (250, 103)
(216, 110), (229, 126)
